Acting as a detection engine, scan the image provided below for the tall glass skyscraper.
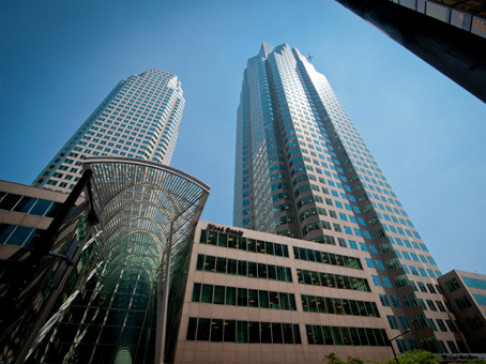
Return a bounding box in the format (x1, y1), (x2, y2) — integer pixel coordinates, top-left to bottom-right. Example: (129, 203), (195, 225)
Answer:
(233, 43), (463, 353)
(33, 68), (184, 193)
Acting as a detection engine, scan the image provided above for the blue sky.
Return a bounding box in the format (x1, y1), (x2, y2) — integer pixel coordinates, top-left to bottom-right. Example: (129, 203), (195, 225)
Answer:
(1, 0), (484, 274)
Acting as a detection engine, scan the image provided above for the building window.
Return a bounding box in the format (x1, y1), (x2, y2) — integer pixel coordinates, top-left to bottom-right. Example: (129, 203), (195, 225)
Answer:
(455, 295), (472, 310)
(196, 254), (292, 282)
(302, 294), (380, 317)
(293, 246), (362, 269)
(296, 269), (370, 292)
(187, 317), (301, 344)
(192, 283), (297, 311)
(199, 229), (289, 258)
(306, 325), (389, 346)
(463, 277), (486, 289)
(0, 225), (37, 247)
(445, 278), (461, 292)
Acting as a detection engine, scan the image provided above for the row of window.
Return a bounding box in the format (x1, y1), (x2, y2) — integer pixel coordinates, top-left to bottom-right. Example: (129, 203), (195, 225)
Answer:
(0, 193), (62, 217)
(196, 255), (293, 282)
(199, 229), (289, 257)
(306, 324), (388, 347)
(192, 283), (297, 310)
(444, 278), (461, 292)
(199, 229), (366, 273)
(302, 294), (379, 317)
(463, 276), (486, 290)
(196, 236), (443, 302)
(455, 295), (473, 310)
(0, 225), (38, 247)
(293, 246), (362, 270)
(211, 231), (438, 282)
(297, 269), (370, 292)
(196, 253), (371, 294)
(186, 317), (301, 344)
(473, 293), (486, 306)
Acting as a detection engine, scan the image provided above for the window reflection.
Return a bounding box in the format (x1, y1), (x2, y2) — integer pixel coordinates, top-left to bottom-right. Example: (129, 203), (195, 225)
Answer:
(187, 317), (301, 344)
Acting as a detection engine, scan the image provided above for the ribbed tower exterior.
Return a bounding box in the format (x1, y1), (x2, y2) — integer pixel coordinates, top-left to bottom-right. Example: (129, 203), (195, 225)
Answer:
(233, 43), (463, 353)
(33, 68), (184, 193)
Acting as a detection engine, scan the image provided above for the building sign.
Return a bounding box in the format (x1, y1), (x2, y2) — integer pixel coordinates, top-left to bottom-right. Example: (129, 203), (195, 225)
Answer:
(439, 354), (486, 362)
(207, 223), (244, 237)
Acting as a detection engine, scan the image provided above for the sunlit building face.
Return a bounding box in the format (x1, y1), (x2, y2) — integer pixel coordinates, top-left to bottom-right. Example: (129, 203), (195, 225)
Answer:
(227, 42), (464, 356)
(33, 69), (185, 193)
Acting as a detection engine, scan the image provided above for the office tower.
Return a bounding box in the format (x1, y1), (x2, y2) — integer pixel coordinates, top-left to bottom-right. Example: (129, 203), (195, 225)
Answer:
(233, 43), (463, 355)
(439, 270), (486, 352)
(33, 68), (185, 193)
(335, 0), (486, 103)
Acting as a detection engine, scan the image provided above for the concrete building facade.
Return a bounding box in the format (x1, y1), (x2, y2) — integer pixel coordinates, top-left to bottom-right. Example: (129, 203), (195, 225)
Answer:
(439, 270), (486, 352)
(173, 221), (392, 363)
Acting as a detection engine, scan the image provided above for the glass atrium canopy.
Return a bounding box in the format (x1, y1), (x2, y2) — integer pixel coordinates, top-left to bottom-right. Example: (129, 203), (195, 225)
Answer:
(84, 157), (209, 268)
(82, 157), (209, 363)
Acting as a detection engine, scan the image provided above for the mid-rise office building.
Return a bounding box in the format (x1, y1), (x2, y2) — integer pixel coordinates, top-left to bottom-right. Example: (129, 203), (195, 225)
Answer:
(0, 179), (86, 362)
(173, 221), (391, 363)
(33, 68), (185, 193)
(439, 270), (486, 352)
(335, 0), (486, 103)
(0, 180), (70, 249)
(232, 43), (464, 358)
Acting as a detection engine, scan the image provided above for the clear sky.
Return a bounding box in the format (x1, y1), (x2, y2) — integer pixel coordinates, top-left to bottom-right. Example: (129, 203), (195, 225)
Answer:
(1, 0), (484, 274)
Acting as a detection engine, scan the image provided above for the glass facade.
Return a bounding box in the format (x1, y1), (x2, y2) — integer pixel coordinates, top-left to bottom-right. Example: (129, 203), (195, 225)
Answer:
(22, 158), (210, 363)
(306, 325), (389, 346)
(196, 254), (293, 282)
(233, 43), (461, 352)
(0, 201), (91, 363)
(0, 191), (64, 247)
(199, 228), (289, 257)
(301, 294), (380, 317)
(192, 283), (297, 310)
(186, 317), (302, 344)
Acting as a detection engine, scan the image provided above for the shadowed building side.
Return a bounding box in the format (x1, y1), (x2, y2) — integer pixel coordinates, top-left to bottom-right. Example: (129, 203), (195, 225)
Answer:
(335, 0), (486, 103)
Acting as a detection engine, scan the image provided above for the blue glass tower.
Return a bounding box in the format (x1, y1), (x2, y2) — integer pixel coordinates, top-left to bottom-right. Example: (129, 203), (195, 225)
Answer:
(233, 43), (463, 353)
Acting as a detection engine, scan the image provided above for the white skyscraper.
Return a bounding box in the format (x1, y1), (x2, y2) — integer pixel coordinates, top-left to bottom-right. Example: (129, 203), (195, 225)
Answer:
(33, 68), (184, 193)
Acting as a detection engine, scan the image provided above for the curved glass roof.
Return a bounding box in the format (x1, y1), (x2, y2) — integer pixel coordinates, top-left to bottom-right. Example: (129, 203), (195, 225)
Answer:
(84, 157), (209, 278)
(82, 157), (209, 361)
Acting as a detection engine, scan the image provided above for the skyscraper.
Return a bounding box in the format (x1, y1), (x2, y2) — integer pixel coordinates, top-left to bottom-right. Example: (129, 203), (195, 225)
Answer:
(233, 43), (464, 353)
(33, 68), (185, 193)
(0, 69), (195, 363)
